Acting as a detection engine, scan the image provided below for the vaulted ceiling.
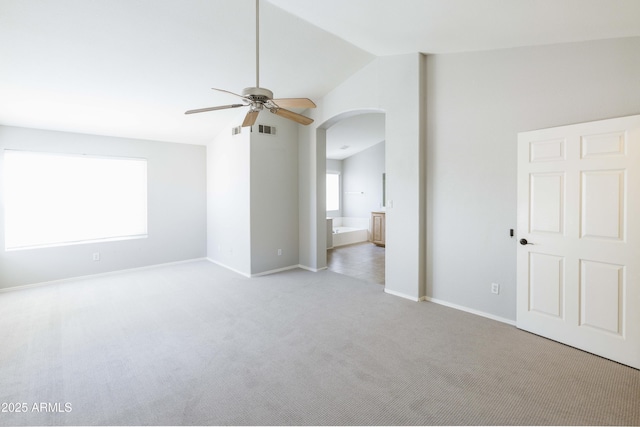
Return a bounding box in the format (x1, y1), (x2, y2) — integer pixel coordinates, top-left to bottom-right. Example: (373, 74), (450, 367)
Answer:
(1, 0), (638, 146)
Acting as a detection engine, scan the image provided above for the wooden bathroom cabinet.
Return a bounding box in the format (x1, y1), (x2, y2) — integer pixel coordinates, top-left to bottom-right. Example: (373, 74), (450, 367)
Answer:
(371, 211), (385, 247)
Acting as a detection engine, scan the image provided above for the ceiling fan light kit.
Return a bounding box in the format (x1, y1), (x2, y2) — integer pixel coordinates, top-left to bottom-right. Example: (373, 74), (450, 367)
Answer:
(185, 0), (316, 127)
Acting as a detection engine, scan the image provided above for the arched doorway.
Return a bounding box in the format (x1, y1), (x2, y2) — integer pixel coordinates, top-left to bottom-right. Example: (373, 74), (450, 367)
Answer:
(297, 54), (425, 301)
(319, 110), (386, 285)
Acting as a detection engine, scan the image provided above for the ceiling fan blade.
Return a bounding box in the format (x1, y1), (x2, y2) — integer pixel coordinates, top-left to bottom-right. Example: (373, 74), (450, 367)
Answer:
(271, 108), (314, 126)
(242, 110), (260, 127)
(185, 104), (245, 114)
(212, 88), (248, 100)
(272, 98), (317, 109)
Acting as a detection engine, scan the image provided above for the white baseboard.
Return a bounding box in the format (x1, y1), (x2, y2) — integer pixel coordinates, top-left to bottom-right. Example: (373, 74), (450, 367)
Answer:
(383, 290), (516, 326)
(297, 264), (328, 273)
(0, 258), (209, 294)
(206, 258), (251, 278)
(384, 288), (423, 302)
(424, 296), (516, 326)
(251, 265), (299, 277)
(206, 259), (306, 278)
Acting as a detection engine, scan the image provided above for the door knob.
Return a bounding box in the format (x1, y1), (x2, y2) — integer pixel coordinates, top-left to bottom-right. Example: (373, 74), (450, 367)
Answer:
(520, 238), (532, 245)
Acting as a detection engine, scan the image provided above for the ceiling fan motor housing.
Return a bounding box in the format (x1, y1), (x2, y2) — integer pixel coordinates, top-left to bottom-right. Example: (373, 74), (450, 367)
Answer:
(242, 87), (273, 102)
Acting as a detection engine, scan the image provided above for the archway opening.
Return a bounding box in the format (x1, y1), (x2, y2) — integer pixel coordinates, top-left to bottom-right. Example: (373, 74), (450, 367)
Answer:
(319, 110), (387, 286)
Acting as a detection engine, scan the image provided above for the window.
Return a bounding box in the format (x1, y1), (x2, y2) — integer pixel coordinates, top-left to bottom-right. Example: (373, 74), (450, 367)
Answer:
(326, 172), (340, 211)
(4, 150), (148, 250)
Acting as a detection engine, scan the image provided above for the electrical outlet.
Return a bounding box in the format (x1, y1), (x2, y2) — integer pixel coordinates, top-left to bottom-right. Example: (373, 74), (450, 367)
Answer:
(491, 283), (500, 294)
(92, 252), (100, 261)
(277, 249), (282, 256)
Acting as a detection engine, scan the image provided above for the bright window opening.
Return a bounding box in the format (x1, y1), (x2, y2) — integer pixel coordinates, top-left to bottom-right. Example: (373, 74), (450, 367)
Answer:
(326, 172), (340, 211)
(4, 150), (148, 250)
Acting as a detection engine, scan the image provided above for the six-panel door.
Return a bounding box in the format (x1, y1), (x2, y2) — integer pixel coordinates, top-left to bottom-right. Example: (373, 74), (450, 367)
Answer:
(517, 115), (640, 369)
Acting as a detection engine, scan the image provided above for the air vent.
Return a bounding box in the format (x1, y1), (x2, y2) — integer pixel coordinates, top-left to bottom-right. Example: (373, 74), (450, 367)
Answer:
(258, 124), (276, 135)
(231, 126), (242, 136)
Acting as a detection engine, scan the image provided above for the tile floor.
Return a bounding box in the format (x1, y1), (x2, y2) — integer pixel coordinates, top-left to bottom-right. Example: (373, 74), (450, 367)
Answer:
(327, 241), (385, 285)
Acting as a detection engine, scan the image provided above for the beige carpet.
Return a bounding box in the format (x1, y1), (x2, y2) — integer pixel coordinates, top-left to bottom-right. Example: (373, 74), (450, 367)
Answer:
(0, 260), (638, 426)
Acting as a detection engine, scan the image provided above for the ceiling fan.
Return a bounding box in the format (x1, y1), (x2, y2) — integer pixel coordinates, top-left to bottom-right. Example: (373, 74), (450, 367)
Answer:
(185, 0), (316, 127)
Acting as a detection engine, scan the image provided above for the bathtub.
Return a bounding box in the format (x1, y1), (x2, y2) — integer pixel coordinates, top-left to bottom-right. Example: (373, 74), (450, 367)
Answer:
(332, 226), (369, 247)
(329, 217), (369, 247)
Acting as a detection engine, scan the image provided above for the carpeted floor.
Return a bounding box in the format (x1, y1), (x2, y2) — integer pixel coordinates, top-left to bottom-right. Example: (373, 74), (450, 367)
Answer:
(0, 260), (638, 426)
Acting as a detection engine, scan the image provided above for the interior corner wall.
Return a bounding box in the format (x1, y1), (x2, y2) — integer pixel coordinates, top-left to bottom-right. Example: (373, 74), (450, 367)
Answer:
(206, 114), (251, 276)
(298, 125), (326, 271)
(250, 114), (299, 275)
(0, 125), (207, 289)
(381, 54), (426, 300)
(426, 37), (640, 321)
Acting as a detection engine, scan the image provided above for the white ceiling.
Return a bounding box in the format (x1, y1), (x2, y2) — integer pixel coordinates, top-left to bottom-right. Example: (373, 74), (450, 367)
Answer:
(270, 0), (640, 55)
(0, 0), (373, 145)
(1, 0), (639, 146)
(326, 113), (385, 160)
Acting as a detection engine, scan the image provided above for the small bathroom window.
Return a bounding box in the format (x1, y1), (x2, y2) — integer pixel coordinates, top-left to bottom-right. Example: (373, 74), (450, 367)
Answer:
(326, 172), (340, 211)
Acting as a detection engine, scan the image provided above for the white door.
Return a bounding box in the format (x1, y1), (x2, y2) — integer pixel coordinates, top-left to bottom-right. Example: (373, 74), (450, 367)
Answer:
(517, 115), (640, 369)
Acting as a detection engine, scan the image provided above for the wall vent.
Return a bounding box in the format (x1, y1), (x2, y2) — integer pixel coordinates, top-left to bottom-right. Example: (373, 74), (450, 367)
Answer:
(258, 124), (276, 135)
(231, 126), (242, 136)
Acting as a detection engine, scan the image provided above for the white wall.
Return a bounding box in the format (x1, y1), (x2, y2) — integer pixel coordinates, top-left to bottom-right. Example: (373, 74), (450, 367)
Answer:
(326, 159), (343, 172)
(250, 114), (299, 274)
(0, 125), (207, 289)
(207, 111), (299, 276)
(207, 114), (251, 275)
(298, 126), (326, 272)
(342, 141), (385, 218)
(426, 37), (640, 321)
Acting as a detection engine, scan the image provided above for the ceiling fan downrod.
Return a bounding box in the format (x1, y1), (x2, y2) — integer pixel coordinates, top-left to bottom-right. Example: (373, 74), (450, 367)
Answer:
(255, 0), (260, 89)
(184, 0), (316, 127)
